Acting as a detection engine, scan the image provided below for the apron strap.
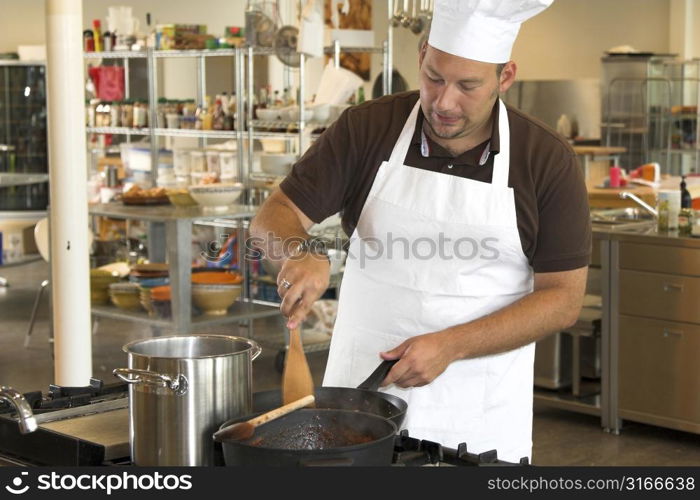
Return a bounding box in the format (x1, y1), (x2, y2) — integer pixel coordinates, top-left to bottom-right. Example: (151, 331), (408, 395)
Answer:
(387, 100), (422, 167)
(491, 99), (510, 188)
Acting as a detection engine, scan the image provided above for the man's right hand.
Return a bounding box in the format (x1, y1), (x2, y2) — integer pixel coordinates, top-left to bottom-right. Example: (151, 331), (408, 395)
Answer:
(276, 251), (330, 330)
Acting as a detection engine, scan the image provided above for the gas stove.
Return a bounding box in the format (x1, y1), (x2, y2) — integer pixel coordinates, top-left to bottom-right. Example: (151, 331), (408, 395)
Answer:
(0, 381), (527, 467)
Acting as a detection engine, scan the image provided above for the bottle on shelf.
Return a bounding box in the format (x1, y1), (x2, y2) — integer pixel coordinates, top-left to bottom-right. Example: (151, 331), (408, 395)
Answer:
(201, 96), (213, 130)
(681, 175), (692, 209)
(83, 30), (95, 52)
(258, 87), (268, 109)
(92, 20), (103, 52)
(357, 86), (365, 104)
(273, 90), (282, 107)
(679, 175), (694, 236)
(212, 98), (225, 130)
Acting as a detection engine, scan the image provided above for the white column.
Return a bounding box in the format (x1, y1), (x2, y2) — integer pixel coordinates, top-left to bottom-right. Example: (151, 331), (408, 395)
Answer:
(46, 0), (92, 386)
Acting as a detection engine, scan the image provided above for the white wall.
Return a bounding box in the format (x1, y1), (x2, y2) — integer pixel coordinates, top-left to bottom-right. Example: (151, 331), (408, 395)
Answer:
(388, 0), (673, 87)
(0, 0), (46, 53)
(513, 0), (671, 80)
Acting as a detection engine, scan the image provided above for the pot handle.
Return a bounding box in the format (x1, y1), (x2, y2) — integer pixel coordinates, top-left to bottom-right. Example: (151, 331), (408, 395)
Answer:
(357, 360), (398, 391)
(250, 342), (262, 361)
(113, 368), (188, 396)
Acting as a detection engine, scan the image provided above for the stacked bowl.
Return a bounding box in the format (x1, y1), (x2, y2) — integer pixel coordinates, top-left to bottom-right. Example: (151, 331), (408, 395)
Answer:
(90, 269), (122, 305)
(191, 271), (243, 315)
(109, 282), (142, 311)
(150, 285), (172, 319)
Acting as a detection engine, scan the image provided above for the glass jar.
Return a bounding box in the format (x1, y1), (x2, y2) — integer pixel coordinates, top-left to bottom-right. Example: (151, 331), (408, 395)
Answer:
(657, 190), (680, 231)
(190, 150), (206, 173)
(121, 101), (134, 129)
(110, 102), (121, 127)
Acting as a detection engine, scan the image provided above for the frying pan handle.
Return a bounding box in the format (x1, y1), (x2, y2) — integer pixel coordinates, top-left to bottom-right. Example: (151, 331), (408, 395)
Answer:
(357, 360), (398, 391)
(299, 457), (355, 467)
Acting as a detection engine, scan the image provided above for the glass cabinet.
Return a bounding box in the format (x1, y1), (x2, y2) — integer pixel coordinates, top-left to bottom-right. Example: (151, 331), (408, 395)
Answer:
(0, 61), (48, 210)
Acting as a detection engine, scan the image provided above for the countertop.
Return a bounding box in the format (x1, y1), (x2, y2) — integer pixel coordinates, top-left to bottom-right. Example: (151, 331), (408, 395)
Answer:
(592, 223), (700, 249)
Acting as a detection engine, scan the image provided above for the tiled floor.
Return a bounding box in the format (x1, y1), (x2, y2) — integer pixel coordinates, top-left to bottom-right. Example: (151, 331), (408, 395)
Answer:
(1, 260), (698, 465)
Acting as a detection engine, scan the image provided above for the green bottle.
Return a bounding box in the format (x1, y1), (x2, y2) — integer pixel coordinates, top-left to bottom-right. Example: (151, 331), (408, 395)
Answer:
(357, 87), (365, 104)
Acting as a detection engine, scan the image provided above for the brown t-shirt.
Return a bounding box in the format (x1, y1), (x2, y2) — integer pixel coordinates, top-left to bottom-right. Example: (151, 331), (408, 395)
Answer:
(280, 91), (591, 273)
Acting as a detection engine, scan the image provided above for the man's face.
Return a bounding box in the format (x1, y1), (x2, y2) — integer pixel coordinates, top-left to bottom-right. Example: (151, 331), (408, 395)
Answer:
(419, 45), (504, 141)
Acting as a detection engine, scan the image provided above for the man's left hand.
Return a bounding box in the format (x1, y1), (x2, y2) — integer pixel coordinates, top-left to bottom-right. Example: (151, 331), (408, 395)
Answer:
(379, 331), (458, 388)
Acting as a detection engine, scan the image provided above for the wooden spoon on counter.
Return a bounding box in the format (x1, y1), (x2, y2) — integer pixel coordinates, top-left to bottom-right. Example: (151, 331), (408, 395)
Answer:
(213, 394), (315, 442)
(281, 326), (315, 406)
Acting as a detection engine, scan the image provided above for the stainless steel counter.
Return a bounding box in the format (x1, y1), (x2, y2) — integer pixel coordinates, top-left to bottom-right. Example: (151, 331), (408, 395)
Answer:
(589, 222), (699, 434)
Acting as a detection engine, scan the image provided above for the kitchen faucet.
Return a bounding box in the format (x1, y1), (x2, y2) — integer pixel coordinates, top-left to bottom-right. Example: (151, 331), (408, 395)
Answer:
(0, 386), (37, 434)
(619, 191), (658, 217)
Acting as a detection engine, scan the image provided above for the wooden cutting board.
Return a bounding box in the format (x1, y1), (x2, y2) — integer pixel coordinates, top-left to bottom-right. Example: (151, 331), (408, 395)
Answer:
(40, 409), (129, 460)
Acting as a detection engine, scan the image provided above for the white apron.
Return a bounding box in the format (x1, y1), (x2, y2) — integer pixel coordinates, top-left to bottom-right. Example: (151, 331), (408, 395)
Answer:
(323, 99), (535, 463)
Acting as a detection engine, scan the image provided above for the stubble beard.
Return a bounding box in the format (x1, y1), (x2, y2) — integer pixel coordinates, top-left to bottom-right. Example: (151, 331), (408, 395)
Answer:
(423, 86), (500, 142)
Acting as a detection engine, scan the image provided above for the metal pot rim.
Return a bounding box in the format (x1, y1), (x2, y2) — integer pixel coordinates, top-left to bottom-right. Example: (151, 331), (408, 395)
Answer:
(122, 334), (261, 360)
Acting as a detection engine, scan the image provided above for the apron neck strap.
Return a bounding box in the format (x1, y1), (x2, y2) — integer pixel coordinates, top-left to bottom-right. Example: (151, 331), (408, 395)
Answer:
(388, 99), (510, 189)
(491, 99), (510, 188)
(388, 100), (421, 166)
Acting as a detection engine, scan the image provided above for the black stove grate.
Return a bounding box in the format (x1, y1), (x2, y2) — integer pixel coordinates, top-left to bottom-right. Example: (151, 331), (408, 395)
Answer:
(392, 430), (529, 466)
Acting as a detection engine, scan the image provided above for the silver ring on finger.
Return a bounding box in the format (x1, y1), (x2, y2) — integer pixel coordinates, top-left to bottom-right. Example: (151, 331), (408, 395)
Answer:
(281, 278), (292, 290)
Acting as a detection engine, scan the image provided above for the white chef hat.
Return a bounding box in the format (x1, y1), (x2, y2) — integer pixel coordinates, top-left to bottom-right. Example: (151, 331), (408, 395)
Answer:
(428, 0), (554, 63)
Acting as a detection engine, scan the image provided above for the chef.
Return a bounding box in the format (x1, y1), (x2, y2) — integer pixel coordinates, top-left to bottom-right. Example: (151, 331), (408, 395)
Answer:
(250, 0), (591, 462)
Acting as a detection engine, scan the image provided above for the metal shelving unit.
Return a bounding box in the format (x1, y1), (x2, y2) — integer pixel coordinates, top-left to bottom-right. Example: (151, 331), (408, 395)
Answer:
(87, 203), (279, 335)
(81, 3), (398, 338)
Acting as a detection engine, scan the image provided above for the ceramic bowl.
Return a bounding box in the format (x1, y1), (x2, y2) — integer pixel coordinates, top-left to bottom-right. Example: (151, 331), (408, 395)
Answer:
(109, 292), (142, 311)
(191, 271), (243, 286)
(90, 269), (121, 286)
(260, 153), (296, 177)
(139, 287), (155, 316)
(90, 289), (110, 305)
(188, 183), (244, 208)
(309, 103), (331, 123)
(191, 284), (242, 315)
(286, 106), (314, 121)
(150, 285), (172, 301)
(256, 108), (280, 121)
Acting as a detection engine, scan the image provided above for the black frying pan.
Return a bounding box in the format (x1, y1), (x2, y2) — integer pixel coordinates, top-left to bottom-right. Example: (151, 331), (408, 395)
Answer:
(252, 360), (407, 428)
(218, 409), (397, 466)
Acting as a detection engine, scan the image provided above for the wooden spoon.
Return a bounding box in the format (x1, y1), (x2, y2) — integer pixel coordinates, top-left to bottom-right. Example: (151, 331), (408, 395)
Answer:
(213, 394), (315, 442)
(281, 326), (315, 405)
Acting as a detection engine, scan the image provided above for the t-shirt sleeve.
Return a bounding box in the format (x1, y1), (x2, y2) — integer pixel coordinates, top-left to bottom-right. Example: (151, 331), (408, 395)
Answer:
(279, 109), (356, 223)
(532, 149), (592, 273)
